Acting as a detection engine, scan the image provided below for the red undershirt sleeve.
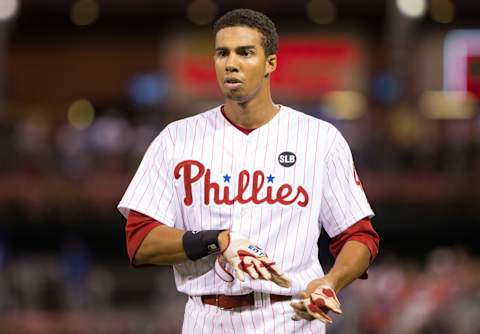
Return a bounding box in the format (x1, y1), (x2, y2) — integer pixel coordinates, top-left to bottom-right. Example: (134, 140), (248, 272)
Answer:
(125, 210), (164, 267)
(329, 218), (380, 279)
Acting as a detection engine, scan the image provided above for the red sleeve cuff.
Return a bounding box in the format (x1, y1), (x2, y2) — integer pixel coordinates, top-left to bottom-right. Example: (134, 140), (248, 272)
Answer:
(329, 218), (380, 279)
(125, 210), (163, 267)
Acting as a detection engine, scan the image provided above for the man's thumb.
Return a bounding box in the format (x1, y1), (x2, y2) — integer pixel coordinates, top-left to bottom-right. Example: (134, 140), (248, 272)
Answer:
(297, 291), (308, 299)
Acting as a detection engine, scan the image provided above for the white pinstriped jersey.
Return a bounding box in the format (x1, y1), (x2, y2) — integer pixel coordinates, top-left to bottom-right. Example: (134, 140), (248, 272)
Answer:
(118, 105), (374, 297)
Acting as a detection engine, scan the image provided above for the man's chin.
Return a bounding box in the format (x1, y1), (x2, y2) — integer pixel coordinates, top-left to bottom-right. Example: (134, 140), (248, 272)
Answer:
(226, 92), (247, 102)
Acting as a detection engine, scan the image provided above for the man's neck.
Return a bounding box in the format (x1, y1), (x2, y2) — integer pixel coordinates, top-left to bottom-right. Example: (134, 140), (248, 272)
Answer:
(223, 98), (280, 129)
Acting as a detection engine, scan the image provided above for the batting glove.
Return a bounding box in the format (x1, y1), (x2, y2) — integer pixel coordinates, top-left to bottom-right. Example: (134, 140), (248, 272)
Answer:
(290, 285), (342, 324)
(214, 232), (291, 288)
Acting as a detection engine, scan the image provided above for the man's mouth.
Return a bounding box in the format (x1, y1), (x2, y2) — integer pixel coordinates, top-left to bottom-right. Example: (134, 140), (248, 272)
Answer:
(224, 78), (243, 89)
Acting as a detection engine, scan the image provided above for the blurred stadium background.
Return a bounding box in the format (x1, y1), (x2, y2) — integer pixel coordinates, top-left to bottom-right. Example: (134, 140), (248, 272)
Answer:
(0, 0), (479, 333)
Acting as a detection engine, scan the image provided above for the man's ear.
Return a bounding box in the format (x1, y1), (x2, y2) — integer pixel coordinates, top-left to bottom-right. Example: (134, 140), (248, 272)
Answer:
(265, 54), (277, 77)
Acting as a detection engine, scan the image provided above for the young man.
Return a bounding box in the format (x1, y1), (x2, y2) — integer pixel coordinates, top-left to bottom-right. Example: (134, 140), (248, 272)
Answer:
(118, 9), (379, 333)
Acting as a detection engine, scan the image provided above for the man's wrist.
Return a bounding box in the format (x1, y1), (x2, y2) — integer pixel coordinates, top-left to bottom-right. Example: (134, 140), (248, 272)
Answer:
(182, 230), (225, 260)
(321, 273), (341, 293)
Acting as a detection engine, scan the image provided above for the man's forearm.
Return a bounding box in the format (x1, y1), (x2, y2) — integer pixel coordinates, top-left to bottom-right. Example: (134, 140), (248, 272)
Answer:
(134, 225), (187, 265)
(134, 226), (230, 266)
(323, 240), (371, 292)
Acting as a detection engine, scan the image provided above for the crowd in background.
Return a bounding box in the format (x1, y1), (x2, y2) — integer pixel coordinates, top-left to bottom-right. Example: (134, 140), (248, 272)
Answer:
(1, 102), (479, 220)
(0, 246), (478, 333)
(1, 1), (480, 333)
(0, 109), (162, 177)
(2, 103), (480, 178)
(0, 101), (478, 333)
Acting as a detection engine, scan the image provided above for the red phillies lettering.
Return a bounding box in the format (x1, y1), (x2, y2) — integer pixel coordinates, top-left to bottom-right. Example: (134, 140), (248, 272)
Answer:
(235, 170), (252, 204)
(203, 169), (219, 205)
(174, 160), (204, 206)
(204, 169), (234, 205)
(251, 171), (267, 204)
(174, 160), (309, 207)
(353, 163), (364, 190)
(277, 184), (293, 203)
(296, 187), (309, 207)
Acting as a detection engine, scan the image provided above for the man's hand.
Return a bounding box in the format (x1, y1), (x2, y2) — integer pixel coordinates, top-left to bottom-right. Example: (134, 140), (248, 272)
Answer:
(289, 240), (373, 323)
(290, 278), (342, 324)
(214, 231), (291, 288)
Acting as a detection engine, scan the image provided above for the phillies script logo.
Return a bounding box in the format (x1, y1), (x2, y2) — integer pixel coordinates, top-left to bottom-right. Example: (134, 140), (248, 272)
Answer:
(353, 164), (364, 190)
(174, 160), (309, 207)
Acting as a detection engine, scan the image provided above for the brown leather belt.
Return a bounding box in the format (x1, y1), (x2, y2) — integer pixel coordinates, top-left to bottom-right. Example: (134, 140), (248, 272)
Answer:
(200, 293), (291, 310)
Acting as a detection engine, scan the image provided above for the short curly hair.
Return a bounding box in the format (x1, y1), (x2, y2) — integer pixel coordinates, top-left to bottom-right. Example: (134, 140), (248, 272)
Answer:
(213, 9), (278, 56)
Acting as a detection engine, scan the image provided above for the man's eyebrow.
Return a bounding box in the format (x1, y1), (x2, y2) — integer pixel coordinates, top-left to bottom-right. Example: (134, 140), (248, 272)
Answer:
(236, 45), (256, 51)
(214, 45), (256, 52)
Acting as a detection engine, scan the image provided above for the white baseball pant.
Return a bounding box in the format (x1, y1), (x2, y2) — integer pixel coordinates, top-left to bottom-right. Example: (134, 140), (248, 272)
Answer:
(182, 293), (326, 334)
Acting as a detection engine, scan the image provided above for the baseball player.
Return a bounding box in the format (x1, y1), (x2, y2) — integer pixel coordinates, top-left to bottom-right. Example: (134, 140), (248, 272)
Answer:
(118, 9), (379, 333)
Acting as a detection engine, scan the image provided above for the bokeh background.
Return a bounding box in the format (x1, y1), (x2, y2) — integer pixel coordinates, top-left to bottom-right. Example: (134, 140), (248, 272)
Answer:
(0, 0), (480, 333)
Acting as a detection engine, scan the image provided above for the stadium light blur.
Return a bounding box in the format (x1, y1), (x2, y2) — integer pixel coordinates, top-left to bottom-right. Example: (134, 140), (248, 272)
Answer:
(0, 0), (19, 22)
(430, 0), (455, 24)
(187, 0), (218, 26)
(419, 91), (477, 119)
(70, 0), (99, 26)
(371, 72), (402, 104)
(306, 0), (336, 25)
(323, 91), (366, 120)
(389, 107), (419, 148)
(128, 73), (170, 106)
(444, 30), (480, 96)
(395, 0), (427, 19)
(67, 99), (95, 129)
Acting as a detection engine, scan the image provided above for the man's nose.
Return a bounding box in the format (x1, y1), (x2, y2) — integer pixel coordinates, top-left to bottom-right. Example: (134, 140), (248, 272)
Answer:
(225, 54), (239, 72)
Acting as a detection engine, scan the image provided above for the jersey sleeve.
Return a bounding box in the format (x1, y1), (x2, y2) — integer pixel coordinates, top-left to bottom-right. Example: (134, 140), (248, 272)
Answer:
(329, 218), (380, 262)
(117, 132), (177, 227)
(125, 210), (164, 267)
(319, 129), (374, 237)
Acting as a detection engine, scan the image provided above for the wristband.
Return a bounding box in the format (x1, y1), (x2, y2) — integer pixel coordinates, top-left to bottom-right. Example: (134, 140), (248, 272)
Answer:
(182, 230), (224, 261)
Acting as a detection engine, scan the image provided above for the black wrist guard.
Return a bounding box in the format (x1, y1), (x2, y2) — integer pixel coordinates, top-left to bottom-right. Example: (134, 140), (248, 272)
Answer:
(182, 230), (224, 261)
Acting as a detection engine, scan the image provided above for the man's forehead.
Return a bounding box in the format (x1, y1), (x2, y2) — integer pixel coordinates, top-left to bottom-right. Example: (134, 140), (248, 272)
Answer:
(215, 26), (263, 48)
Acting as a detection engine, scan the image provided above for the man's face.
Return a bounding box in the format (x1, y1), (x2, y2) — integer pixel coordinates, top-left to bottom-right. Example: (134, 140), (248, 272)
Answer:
(214, 26), (276, 103)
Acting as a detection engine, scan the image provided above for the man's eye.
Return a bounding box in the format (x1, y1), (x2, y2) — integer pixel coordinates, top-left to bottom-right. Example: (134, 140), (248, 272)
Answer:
(242, 50), (253, 56)
(216, 51), (227, 57)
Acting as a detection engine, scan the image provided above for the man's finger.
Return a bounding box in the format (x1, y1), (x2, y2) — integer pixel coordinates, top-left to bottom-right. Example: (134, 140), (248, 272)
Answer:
(311, 287), (342, 314)
(231, 257), (245, 281)
(290, 301), (306, 312)
(242, 257), (259, 279)
(258, 258), (291, 288)
(297, 291), (308, 299)
(291, 308), (315, 321)
(292, 310), (315, 321)
(252, 258), (272, 280)
(304, 299), (333, 324)
(290, 301), (314, 321)
(261, 258), (283, 276)
(271, 273), (292, 288)
(311, 295), (342, 314)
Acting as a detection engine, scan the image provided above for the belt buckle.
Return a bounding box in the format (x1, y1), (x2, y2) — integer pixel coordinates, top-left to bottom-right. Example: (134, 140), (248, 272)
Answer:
(215, 294), (226, 310)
